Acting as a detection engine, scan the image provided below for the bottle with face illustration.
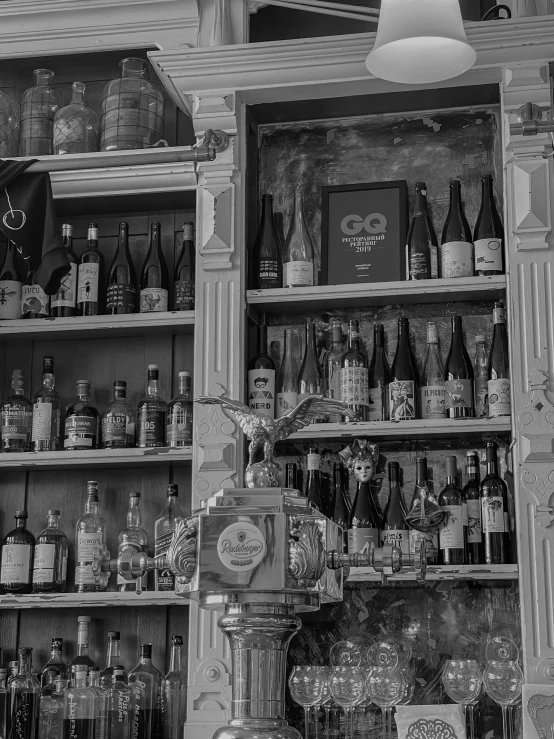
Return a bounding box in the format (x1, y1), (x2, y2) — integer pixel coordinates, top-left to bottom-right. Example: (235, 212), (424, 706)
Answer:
(347, 454), (382, 555)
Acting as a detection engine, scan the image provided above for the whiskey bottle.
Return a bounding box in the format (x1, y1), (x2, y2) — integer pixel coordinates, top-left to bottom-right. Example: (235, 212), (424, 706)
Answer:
(100, 631), (125, 689)
(162, 636), (187, 739)
(39, 639), (67, 688)
(166, 372), (193, 448)
(154, 484), (184, 591)
(464, 451), (484, 565)
(444, 316), (474, 419)
(137, 364), (167, 448)
(0, 511), (34, 594)
(0, 239), (23, 320)
(68, 616), (98, 681)
(248, 324), (276, 419)
(128, 645), (163, 739)
(251, 194), (282, 290)
(64, 380), (100, 450)
(75, 482), (108, 593)
(140, 221), (169, 313)
(31, 355), (61, 452)
(102, 381), (135, 449)
(21, 268), (49, 318)
(368, 323), (391, 422)
(420, 322), (446, 420)
(32, 510), (68, 593)
(380, 462), (410, 554)
(1, 369), (32, 452)
(441, 180), (474, 278)
(487, 301), (511, 418)
(77, 222), (103, 316)
(388, 317), (418, 421)
(106, 222), (137, 315)
(117, 493), (149, 592)
(51, 224), (77, 317)
(438, 456), (466, 565)
(340, 319), (368, 421)
(173, 222), (196, 310)
(276, 327), (298, 418)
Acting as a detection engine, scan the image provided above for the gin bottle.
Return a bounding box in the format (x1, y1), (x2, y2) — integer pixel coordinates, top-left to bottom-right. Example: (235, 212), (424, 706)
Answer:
(64, 380), (100, 450)
(0, 668), (8, 739)
(128, 645), (163, 739)
(62, 666), (98, 739)
(137, 365), (167, 448)
(50, 679), (69, 739)
(75, 482), (108, 593)
(9, 648), (40, 739)
(32, 510), (68, 593)
(161, 636), (187, 739)
(19, 69), (62, 156)
(166, 371), (193, 448)
(154, 484), (184, 591)
(107, 668), (135, 739)
(1, 369), (32, 452)
(88, 669), (108, 739)
(31, 356), (61, 452)
(117, 493), (148, 592)
(53, 81), (99, 155)
(102, 381), (135, 449)
(68, 617), (98, 683)
(39, 638), (67, 688)
(100, 633), (125, 690)
(0, 511), (34, 594)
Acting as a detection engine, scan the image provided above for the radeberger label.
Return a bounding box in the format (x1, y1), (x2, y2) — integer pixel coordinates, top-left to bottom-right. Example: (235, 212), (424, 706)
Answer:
(217, 522), (266, 572)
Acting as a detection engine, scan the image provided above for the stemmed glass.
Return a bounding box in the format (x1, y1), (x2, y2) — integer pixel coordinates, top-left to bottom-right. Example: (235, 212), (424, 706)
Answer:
(483, 659), (523, 739)
(365, 665), (405, 739)
(288, 666), (327, 739)
(330, 640), (362, 667)
(315, 667), (332, 739)
(442, 660), (483, 738)
(329, 666), (365, 739)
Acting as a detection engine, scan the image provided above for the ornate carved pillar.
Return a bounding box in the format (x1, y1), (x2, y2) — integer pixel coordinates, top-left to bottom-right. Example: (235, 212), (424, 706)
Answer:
(196, 0), (249, 46)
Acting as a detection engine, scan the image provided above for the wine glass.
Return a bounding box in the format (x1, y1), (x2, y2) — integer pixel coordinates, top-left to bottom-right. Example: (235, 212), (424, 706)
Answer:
(485, 635), (519, 663)
(330, 640), (362, 667)
(366, 641), (399, 670)
(288, 666), (327, 739)
(329, 666), (365, 739)
(365, 665), (405, 739)
(483, 659), (523, 739)
(442, 660), (483, 731)
(314, 667), (332, 739)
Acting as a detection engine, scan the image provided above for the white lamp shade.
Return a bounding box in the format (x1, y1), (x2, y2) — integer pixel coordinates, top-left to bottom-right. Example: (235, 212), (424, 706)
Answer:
(365, 0), (477, 84)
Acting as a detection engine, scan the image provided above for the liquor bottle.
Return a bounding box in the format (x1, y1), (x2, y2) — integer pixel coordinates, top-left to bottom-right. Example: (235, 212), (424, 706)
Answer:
(9, 648), (40, 739)
(481, 441), (509, 565)
(137, 364), (167, 448)
(51, 678), (69, 739)
(444, 316), (474, 419)
(0, 669), (7, 739)
(64, 380), (100, 450)
(388, 317), (418, 421)
(161, 636), (187, 739)
(420, 322), (446, 420)
(407, 181), (438, 280)
(464, 451), (484, 565)
(251, 194), (282, 290)
(31, 355), (61, 452)
(276, 327), (298, 419)
(283, 193), (315, 288)
(77, 222), (103, 316)
(438, 456), (465, 565)
(40, 639), (67, 688)
(474, 335), (489, 419)
(340, 319), (369, 422)
(51, 225), (77, 317)
(297, 320), (323, 409)
(380, 462), (410, 554)
(166, 372), (193, 448)
(62, 665), (98, 739)
(331, 462), (351, 532)
(305, 447), (327, 513)
(488, 301), (511, 418)
(88, 668), (108, 739)
(8, 662), (19, 687)
(441, 180), (474, 279)
(367, 323), (391, 422)
(173, 222), (196, 311)
(286, 462), (298, 490)
(154, 484), (184, 591)
(102, 381), (135, 449)
(19, 69), (62, 156)
(100, 632), (124, 690)
(75, 482), (108, 593)
(32, 510), (68, 593)
(140, 221), (169, 313)
(68, 616), (98, 682)
(248, 324), (276, 419)
(53, 81), (99, 156)
(474, 174), (504, 276)
(0, 511), (34, 594)
(106, 223), (137, 315)
(21, 268), (49, 318)
(407, 457), (439, 565)
(323, 321), (343, 422)
(107, 667), (134, 739)
(348, 472), (381, 555)
(2, 369), (32, 452)
(0, 240), (23, 320)
(118, 493), (148, 592)
(128, 645), (163, 739)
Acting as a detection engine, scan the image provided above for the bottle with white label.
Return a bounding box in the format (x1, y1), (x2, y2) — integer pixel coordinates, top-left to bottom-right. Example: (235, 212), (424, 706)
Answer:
(75, 482), (108, 593)
(487, 301), (511, 419)
(340, 319), (369, 421)
(481, 441), (509, 565)
(0, 510), (35, 594)
(380, 462), (410, 554)
(420, 322), (446, 420)
(283, 192), (315, 288)
(117, 493), (148, 592)
(276, 327), (298, 419)
(102, 381), (135, 449)
(63, 380), (100, 450)
(31, 355), (61, 452)
(77, 222), (103, 316)
(32, 509), (68, 593)
(440, 180), (474, 279)
(438, 456), (465, 565)
(368, 324), (391, 422)
(463, 452), (483, 565)
(248, 324), (276, 419)
(473, 335), (489, 419)
(140, 221), (169, 313)
(51, 224), (77, 317)
(388, 317), (419, 421)
(0, 239), (23, 320)
(473, 174), (504, 276)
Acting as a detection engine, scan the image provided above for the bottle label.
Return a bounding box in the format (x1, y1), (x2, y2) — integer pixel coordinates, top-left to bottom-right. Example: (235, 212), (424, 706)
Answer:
(258, 259), (280, 288)
(388, 381), (416, 421)
(64, 416), (98, 448)
(174, 280), (194, 310)
(1, 544), (31, 584)
(2, 406), (32, 441)
(439, 505), (464, 550)
(409, 250), (429, 279)
(420, 385), (446, 419)
(106, 284), (136, 312)
(276, 391), (297, 419)
(475, 377), (489, 418)
(33, 543), (56, 582)
(488, 378), (511, 418)
(307, 453), (320, 472)
(32, 401), (53, 442)
(380, 529), (410, 554)
(463, 501), (468, 527)
(0, 280), (22, 319)
(444, 379), (473, 410)
(440, 242), (474, 279)
(166, 408), (192, 446)
(77, 263), (99, 304)
(77, 532), (104, 562)
(409, 529), (438, 564)
(75, 564), (96, 586)
(21, 284), (49, 316)
(283, 261), (314, 287)
(475, 238), (502, 272)
(341, 367), (369, 407)
(482, 496), (505, 533)
(467, 499), (482, 543)
(367, 387), (384, 421)
(248, 369), (275, 419)
(102, 414), (127, 445)
(348, 527), (379, 555)
(51, 264), (77, 308)
(140, 287), (168, 313)
(430, 246), (438, 278)
(137, 408), (166, 446)
(155, 531), (176, 591)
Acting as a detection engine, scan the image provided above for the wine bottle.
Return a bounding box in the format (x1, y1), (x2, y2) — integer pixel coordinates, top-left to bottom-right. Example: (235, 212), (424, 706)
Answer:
(77, 222), (103, 316)
(420, 322), (446, 419)
(408, 457), (438, 564)
(388, 317), (418, 421)
(140, 221), (169, 313)
(173, 221), (195, 311)
(297, 320), (323, 411)
(348, 474), (381, 555)
(340, 319), (368, 422)
(21, 268), (49, 319)
(286, 462), (298, 489)
(487, 301), (511, 418)
(305, 447), (324, 512)
(444, 316), (474, 419)
(440, 180), (474, 279)
(407, 181), (438, 280)
(474, 335), (489, 419)
(0, 239), (23, 320)
(276, 327), (298, 418)
(474, 174), (504, 276)
(481, 441), (508, 565)
(380, 462), (410, 554)
(106, 222), (137, 314)
(251, 194), (282, 290)
(51, 225), (77, 317)
(0, 511), (35, 594)
(248, 324), (276, 419)
(368, 323), (391, 422)
(331, 462), (351, 531)
(324, 320), (344, 421)
(283, 193), (315, 288)
(438, 456), (465, 565)
(463, 451), (483, 565)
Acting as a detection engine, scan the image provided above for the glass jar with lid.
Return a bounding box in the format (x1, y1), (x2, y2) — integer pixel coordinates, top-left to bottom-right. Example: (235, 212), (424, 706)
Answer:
(19, 69), (63, 156)
(53, 81), (99, 155)
(100, 57), (164, 151)
(0, 88), (20, 157)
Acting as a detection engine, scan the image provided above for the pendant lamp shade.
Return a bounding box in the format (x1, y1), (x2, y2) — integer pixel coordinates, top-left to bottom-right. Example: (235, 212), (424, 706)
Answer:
(365, 0), (477, 84)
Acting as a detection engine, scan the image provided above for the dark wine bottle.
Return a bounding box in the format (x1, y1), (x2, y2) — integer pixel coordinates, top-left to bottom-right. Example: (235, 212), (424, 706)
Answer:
(140, 221), (169, 313)
(407, 182), (438, 280)
(297, 320), (323, 413)
(481, 441), (508, 565)
(440, 180), (474, 279)
(286, 462), (298, 489)
(474, 175), (504, 276)
(0, 511), (35, 594)
(77, 222), (103, 317)
(463, 451), (484, 565)
(348, 474), (381, 555)
(368, 323), (391, 422)
(247, 324), (276, 419)
(487, 301), (511, 419)
(331, 462), (351, 531)
(21, 267), (49, 319)
(106, 222), (137, 314)
(388, 317), (418, 421)
(444, 316), (474, 419)
(340, 319), (368, 422)
(251, 194), (282, 290)
(408, 457), (439, 564)
(305, 447), (323, 511)
(438, 456), (465, 565)
(173, 222), (195, 311)
(380, 462), (409, 554)
(50, 225), (77, 318)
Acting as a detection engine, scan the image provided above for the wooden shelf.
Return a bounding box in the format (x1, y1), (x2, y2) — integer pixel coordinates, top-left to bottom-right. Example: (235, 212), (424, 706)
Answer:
(0, 447), (192, 470)
(348, 564), (519, 583)
(0, 591), (189, 610)
(247, 275), (507, 314)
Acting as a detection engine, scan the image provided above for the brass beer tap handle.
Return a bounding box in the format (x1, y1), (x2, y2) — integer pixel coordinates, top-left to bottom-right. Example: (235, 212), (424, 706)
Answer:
(92, 549), (168, 594)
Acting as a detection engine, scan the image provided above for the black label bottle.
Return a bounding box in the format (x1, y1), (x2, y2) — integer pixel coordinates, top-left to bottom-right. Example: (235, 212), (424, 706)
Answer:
(464, 451), (483, 565)
(64, 380), (100, 450)
(444, 316), (474, 418)
(173, 221), (195, 310)
(474, 335), (489, 419)
(381, 462), (410, 554)
(481, 441), (508, 564)
(251, 194), (282, 290)
(283, 192), (315, 288)
(77, 222), (103, 316)
(474, 174), (504, 276)
(31, 355), (61, 452)
(368, 323), (391, 422)
(137, 365), (167, 448)
(0, 239), (23, 320)
(297, 320), (323, 415)
(388, 317), (418, 421)
(0, 511), (34, 594)
(348, 472), (381, 555)
(167, 371), (193, 448)
(32, 509), (68, 593)
(102, 381), (135, 449)
(21, 268), (49, 318)
(441, 180), (474, 278)
(2, 369), (32, 452)
(407, 181), (438, 280)
(276, 327), (298, 418)
(154, 485), (184, 591)
(438, 456), (465, 565)
(248, 324), (276, 419)
(408, 457), (439, 564)
(340, 319), (369, 421)
(106, 222), (137, 314)
(487, 301), (511, 418)
(140, 221), (169, 313)
(51, 225), (77, 317)
(420, 322), (446, 420)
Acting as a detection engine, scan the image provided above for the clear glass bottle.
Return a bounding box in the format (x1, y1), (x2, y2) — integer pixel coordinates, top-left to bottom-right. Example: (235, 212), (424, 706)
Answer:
(75, 482), (109, 593)
(474, 334), (490, 419)
(0, 668), (8, 739)
(100, 58), (164, 151)
(166, 372), (193, 448)
(297, 320), (323, 409)
(38, 679), (53, 739)
(2, 369), (32, 452)
(107, 667), (134, 739)
(50, 678), (69, 739)
(19, 69), (62, 156)
(0, 87), (20, 157)
(50, 224), (77, 317)
(0, 240), (23, 320)
(8, 662), (19, 687)
(283, 193), (315, 287)
(154, 484), (184, 591)
(0, 511), (34, 594)
(9, 648), (40, 739)
(32, 511), (68, 593)
(68, 616), (98, 683)
(117, 493), (148, 592)
(63, 665), (98, 739)
(100, 633), (125, 691)
(64, 380), (100, 451)
(161, 636), (187, 739)
(53, 82), (99, 155)
(137, 364), (167, 448)
(88, 668), (108, 739)
(420, 322), (446, 420)
(276, 327), (299, 419)
(31, 355), (61, 452)
(128, 645), (163, 739)
(39, 638), (67, 688)
(324, 320), (343, 422)
(101, 381), (135, 449)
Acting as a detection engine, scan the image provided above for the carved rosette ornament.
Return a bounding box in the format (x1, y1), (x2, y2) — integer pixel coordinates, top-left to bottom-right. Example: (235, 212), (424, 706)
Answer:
(288, 516), (326, 588)
(167, 516), (199, 585)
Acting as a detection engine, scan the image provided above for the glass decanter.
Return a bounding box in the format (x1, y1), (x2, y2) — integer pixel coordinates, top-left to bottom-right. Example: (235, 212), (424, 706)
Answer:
(19, 69), (63, 156)
(0, 88), (20, 157)
(53, 81), (99, 155)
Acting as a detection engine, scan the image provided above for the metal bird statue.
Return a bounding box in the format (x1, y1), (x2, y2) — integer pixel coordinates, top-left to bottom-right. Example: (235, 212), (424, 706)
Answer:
(196, 395), (355, 488)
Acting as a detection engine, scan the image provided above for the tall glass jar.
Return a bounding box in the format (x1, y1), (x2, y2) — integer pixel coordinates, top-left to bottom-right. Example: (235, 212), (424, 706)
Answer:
(53, 81), (99, 155)
(0, 88), (20, 157)
(19, 69), (62, 156)
(100, 57), (164, 151)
